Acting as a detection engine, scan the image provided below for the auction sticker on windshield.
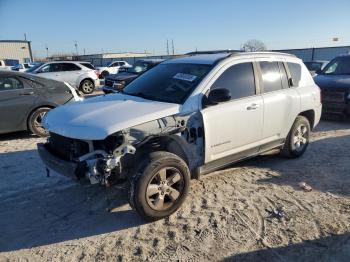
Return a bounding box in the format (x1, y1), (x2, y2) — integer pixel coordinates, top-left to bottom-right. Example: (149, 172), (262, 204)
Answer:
(173, 73), (197, 82)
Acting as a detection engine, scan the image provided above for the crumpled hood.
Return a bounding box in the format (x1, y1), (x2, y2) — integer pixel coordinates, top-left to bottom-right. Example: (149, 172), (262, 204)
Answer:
(43, 93), (181, 140)
(314, 74), (350, 90)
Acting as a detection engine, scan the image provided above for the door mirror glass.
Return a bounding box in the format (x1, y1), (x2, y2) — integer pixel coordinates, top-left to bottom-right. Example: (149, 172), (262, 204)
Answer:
(207, 88), (231, 105)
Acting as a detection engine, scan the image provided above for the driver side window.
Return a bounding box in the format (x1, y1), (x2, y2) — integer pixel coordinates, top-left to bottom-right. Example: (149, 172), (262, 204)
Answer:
(39, 64), (52, 73)
(211, 62), (256, 100)
(39, 63), (60, 73)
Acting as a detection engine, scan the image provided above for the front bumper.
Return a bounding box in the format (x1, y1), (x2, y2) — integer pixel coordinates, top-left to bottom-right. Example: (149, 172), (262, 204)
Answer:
(321, 89), (350, 115)
(37, 143), (79, 180)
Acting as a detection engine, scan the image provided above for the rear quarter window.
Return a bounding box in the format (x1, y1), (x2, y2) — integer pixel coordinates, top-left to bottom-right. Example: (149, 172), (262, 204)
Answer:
(80, 63), (95, 70)
(287, 62), (302, 87)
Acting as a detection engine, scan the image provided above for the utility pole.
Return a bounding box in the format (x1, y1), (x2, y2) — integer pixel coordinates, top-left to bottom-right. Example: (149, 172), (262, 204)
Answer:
(45, 45), (49, 59)
(166, 40), (169, 55)
(83, 48), (86, 55)
(172, 39), (175, 55)
(74, 41), (78, 55)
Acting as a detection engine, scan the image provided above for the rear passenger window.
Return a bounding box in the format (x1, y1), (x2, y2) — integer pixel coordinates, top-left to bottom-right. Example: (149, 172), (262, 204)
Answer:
(0, 77), (24, 91)
(211, 62), (256, 100)
(80, 63), (95, 70)
(260, 61), (283, 93)
(60, 63), (81, 71)
(287, 62), (302, 87)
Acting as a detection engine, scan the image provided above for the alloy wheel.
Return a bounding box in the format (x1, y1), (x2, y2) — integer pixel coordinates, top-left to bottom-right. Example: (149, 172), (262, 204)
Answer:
(293, 124), (308, 151)
(146, 167), (184, 211)
(33, 111), (48, 135)
(82, 81), (94, 93)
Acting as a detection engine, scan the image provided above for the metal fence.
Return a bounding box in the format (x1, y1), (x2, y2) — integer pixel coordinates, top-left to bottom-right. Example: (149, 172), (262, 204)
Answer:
(275, 46), (350, 61)
(77, 46), (350, 66)
(81, 55), (185, 67)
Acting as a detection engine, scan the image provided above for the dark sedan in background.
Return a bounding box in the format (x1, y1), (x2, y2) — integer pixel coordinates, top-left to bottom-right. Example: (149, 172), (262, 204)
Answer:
(102, 59), (164, 94)
(0, 71), (82, 136)
(314, 55), (350, 118)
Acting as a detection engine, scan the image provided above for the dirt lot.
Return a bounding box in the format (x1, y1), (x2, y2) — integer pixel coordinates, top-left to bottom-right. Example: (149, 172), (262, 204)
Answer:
(1, 120), (350, 262)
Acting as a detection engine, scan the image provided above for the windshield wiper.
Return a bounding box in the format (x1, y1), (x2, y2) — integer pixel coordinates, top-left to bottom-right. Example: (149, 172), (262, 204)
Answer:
(122, 91), (154, 100)
(134, 92), (153, 100)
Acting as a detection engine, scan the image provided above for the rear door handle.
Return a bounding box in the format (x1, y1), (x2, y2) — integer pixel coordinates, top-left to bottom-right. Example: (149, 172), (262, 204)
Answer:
(247, 103), (259, 110)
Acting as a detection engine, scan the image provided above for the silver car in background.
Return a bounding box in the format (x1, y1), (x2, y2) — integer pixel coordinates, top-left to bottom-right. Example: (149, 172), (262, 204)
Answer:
(27, 61), (99, 94)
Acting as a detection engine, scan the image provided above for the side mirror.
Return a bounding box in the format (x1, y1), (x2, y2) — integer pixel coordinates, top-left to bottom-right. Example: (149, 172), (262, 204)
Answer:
(206, 88), (231, 105)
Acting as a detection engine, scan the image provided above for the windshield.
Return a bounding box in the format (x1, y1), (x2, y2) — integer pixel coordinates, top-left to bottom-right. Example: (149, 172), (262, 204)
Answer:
(320, 57), (350, 75)
(127, 61), (152, 74)
(123, 63), (212, 104)
(25, 62), (44, 73)
(12, 64), (23, 70)
(304, 62), (322, 71)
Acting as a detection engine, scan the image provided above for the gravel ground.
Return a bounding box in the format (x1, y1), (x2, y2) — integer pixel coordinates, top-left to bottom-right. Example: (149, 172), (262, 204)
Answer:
(0, 120), (350, 262)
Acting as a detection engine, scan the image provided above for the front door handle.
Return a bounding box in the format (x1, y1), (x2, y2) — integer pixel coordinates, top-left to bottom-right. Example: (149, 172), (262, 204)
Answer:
(247, 103), (259, 110)
(21, 91), (34, 96)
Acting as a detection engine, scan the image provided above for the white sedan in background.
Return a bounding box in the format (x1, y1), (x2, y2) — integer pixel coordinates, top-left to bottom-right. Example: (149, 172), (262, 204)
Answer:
(27, 61), (99, 94)
(96, 60), (131, 78)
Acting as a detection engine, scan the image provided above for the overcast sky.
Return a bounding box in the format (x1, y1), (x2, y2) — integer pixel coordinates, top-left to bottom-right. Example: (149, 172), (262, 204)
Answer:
(0, 0), (349, 57)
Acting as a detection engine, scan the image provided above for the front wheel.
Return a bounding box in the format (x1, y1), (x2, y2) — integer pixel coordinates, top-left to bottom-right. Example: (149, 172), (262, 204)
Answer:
(281, 116), (311, 158)
(129, 151), (190, 221)
(80, 79), (95, 94)
(28, 107), (50, 137)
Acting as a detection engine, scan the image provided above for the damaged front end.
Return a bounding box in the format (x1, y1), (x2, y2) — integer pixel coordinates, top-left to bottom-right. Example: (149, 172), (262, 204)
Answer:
(38, 131), (135, 185)
(37, 113), (202, 185)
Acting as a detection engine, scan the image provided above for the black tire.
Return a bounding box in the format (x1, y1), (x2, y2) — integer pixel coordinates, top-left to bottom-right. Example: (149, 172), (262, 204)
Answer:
(281, 116), (311, 158)
(28, 107), (50, 137)
(129, 151), (190, 221)
(101, 71), (109, 78)
(79, 79), (95, 94)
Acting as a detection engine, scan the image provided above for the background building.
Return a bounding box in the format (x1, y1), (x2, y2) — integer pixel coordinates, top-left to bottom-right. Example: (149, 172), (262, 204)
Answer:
(0, 40), (33, 63)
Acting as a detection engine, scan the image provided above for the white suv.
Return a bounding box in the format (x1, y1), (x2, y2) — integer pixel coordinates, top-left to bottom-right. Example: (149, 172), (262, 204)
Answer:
(37, 52), (322, 220)
(28, 61), (99, 94)
(96, 60), (132, 78)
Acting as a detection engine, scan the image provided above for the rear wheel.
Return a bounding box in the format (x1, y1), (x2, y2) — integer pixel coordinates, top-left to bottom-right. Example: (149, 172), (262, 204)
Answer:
(129, 151), (190, 221)
(281, 116), (311, 158)
(80, 79), (95, 94)
(28, 107), (50, 137)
